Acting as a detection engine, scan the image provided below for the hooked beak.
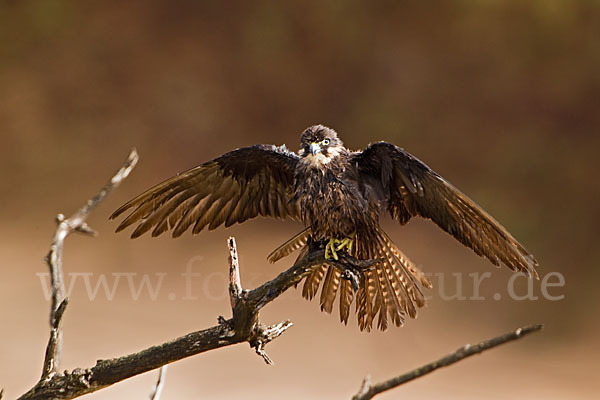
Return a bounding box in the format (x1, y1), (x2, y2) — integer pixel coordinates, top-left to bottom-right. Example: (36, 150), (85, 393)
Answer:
(309, 143), (321, 155)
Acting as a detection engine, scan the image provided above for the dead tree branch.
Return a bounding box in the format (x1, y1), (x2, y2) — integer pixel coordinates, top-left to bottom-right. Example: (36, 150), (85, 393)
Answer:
(352, 324), (543, 400)
(19, 238), (363, 399)
(41, 148), (138, 381)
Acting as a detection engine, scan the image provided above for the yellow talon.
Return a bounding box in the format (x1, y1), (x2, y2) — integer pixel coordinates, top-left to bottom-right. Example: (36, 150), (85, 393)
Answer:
(335, 235), (355, 253)
(325, 234), (355, 260)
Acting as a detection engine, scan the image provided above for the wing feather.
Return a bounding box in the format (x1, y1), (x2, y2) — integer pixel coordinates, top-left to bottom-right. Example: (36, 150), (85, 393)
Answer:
(172, 195), (208, 237)
(111, 145), (301, 238)
(352, 142), (538, 278)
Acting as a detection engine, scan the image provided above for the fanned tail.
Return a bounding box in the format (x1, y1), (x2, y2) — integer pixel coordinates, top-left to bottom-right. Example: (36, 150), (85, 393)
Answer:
(270, 228), (430, 331)
(372, 230), (426, 328)
(354, 230), (428, 331)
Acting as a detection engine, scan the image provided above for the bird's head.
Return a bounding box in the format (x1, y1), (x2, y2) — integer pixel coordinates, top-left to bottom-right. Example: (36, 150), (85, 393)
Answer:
(299, 125), (344, 166)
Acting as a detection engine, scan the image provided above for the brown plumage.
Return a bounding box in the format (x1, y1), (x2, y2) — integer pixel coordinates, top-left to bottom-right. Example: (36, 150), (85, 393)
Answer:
(111, 125), (538, 331)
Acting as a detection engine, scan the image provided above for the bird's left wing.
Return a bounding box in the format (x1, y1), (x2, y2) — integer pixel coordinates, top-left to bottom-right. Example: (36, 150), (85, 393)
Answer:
(352, 142), (538, 278)
(110, 144), (301, 238)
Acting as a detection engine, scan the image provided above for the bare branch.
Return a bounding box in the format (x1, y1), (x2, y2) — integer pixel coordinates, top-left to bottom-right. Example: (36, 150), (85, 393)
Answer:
(19, 234), (367, 400)
(352, 324), (544, 400)
(41, 149), (138, 379)
(228, 237), (242, 308)
(149, 366), (168, 400)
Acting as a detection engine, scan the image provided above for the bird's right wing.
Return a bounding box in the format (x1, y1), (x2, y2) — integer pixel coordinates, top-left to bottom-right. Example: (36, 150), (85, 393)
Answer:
(110, 144), (301, 238)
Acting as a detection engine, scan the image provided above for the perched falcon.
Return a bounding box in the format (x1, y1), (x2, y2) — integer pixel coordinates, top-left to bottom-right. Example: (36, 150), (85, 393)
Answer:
(111, 125), (538, 331)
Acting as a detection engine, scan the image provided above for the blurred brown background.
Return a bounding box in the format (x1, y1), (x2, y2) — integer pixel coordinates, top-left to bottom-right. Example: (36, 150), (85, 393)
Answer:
(1, 1), (599, 399)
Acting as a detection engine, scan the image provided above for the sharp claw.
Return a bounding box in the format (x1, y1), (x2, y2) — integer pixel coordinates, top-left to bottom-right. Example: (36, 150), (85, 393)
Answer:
(332, 247), (339, 260)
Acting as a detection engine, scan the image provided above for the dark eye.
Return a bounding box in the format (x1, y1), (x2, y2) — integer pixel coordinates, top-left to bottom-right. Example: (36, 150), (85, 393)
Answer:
(322, 139), (330, 145)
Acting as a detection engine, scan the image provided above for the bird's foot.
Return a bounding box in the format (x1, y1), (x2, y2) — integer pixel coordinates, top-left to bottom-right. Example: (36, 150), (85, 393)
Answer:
(324, 234), (356, 261)
(336, 233), (355, 254)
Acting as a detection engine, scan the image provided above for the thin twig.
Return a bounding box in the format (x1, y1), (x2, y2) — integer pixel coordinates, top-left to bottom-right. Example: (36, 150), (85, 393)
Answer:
(352, 324), (544, 400)
(41, 298), (69, 379)
(40, 148), (138, 380)
(251, 320), (294, 365)
(149, 366), (168, 400)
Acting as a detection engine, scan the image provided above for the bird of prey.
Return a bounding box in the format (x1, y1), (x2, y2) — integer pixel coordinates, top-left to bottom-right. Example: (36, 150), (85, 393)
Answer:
(111, 125), (538, 331)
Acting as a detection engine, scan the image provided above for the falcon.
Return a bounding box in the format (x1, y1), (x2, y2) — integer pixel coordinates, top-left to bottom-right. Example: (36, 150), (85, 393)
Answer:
(111, 125), (538, 331)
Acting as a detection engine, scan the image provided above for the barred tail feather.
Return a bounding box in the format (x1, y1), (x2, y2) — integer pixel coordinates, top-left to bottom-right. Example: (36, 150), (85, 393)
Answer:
(356, 230), (428, 330)
(267, 228), (311, 263)
(302, 264), (327, 300)
(379, 230), (432, 289)
(375, 231), (424, 314)
(320, 265), (340, 313)
(339, 279), (354, 324)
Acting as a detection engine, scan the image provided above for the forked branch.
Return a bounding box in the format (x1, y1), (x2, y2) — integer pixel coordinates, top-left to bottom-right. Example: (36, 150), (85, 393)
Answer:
(41, 148), (138, 380)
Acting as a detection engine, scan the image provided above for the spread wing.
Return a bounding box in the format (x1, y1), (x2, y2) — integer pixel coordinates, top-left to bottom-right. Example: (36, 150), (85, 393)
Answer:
(352, 142), (539, 278)
(110, 144), (301, 238)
